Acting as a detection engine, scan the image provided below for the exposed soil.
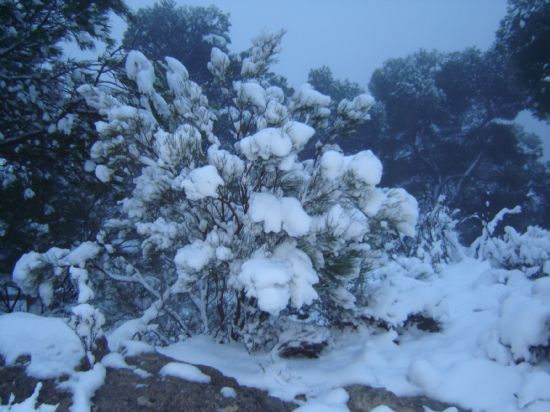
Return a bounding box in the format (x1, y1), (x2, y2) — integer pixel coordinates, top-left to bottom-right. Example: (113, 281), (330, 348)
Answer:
(0, 353), (466, 411)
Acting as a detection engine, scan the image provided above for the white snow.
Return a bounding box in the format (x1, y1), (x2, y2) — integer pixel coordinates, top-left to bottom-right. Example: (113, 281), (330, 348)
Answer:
(57, 363), (106, 412)
(125, 51), (155, 95)
(237, 127), (293, 161)
(369, 406), (396, 412)
(237, 241), (319, 315)
(180, 165), (224, 201)
(62, 242), (101, 267)
(207, 145), (245, 180)
(220, 387), (237, 398)
(159, 257), (550, 412)
(0, 383), (57, 412)
(498, 294), (550, 362)
(208, 47), (230, 78)
(165, 56), (189, 97)
(159, 362), (211, 384)
(174, 239), (215, 273)
(294, 388), (349, 412)
(0, 312), (84, 379)
(248, 192), (311, 236)
(319, 150), (382, 186)
(235, 81), (267, 108)
(292, 84), (331, 108)
(284, 121), (315, 150)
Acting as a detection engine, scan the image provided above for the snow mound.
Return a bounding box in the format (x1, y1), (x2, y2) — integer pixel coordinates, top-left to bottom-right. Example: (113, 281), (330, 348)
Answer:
(0, 312), (84, 378)
(159, 362), (211, 384)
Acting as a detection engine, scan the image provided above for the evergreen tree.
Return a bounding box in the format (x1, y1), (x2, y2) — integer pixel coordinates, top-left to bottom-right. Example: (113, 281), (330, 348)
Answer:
(122, 0), (230, 86)
(12, 32), (418, 351)
(496, 0), (550, 120)
(0, 0), (129, 275)
(366, 48), (549, 230)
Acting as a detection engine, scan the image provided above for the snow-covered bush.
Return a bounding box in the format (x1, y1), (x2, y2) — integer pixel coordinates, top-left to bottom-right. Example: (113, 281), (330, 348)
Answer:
(13, 32), (418, 350)
(412, 199), (463, 269)
(471, 206), (550, 277)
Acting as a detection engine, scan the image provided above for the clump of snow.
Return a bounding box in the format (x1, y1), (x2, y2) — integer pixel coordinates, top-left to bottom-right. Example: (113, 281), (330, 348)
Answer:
(293, 388), (349, 412)
(125, 51), (155, 95)
(237, 241), (318, 315)
(220, 387), (237, 398)
(235, 81), (267, 109)
(284, 121), (315, 150)
(0, 312), (84, 379)
(292, 84), (331, 109)
(101, 352), (150, 378)
(58, 363), (106, 412)
(208, 47), (230, 79)
(248, 192), (311, 236)
(180, 165), (224, 201)
(69, 304), (105, 352)
(165, 56), (189, 97)
(319, 150), (382, 186)
(337, 93), (375, 121)
(61, 242), (101, 268)
(378, 188), (419, 237)
(207, 146), (245, 181)
(237, 128), (292, 161)
(174, 239), (215, 274)
(159, 362), (211, 383)
(106, 318), (153, 354)
(70, 268), (94, 303)
(0, 383), (57, 412)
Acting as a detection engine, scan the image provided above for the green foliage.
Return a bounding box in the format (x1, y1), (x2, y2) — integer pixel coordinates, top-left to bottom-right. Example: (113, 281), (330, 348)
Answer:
(123, 0), (230, 85)
(364, 48), (549, 229)
(496, 0), (550, 120)
(308, 65), (364, 103)
(0, 0), (129, 273)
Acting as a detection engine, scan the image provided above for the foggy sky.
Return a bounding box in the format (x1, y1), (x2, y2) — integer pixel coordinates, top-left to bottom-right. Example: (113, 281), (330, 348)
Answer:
(123, 0), (509, 88)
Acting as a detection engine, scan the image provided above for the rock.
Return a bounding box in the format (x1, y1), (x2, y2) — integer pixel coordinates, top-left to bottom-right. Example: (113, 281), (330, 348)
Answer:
(277, 323), (329, 359)
(278, 340), (327, 358)
(346, 385), (466, 412)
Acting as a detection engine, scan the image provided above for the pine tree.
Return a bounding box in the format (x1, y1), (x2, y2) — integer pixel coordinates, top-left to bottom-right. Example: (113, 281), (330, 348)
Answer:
(12, 32), (418, 351)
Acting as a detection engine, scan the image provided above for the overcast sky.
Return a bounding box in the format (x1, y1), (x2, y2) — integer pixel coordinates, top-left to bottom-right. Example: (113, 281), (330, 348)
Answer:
(116, 0), (549, 157)
(122, 0), (509, 88)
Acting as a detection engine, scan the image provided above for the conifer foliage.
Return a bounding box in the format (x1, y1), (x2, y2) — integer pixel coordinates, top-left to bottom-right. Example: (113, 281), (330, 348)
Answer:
(13, 32), (418, 349)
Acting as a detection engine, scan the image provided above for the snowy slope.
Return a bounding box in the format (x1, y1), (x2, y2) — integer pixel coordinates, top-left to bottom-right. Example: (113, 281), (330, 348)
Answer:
(159, 258), (550, 412)
(1, 258), (549, 411)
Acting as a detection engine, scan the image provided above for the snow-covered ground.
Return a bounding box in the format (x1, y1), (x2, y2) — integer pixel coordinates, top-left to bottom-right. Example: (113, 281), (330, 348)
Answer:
(1, 258), (549, 412)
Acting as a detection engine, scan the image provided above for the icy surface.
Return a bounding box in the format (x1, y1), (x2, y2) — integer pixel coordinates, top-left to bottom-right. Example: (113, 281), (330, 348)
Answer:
(159, 362), (211, 384)
(0, 312), (84, 379)
(159, 258), (550, 412)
